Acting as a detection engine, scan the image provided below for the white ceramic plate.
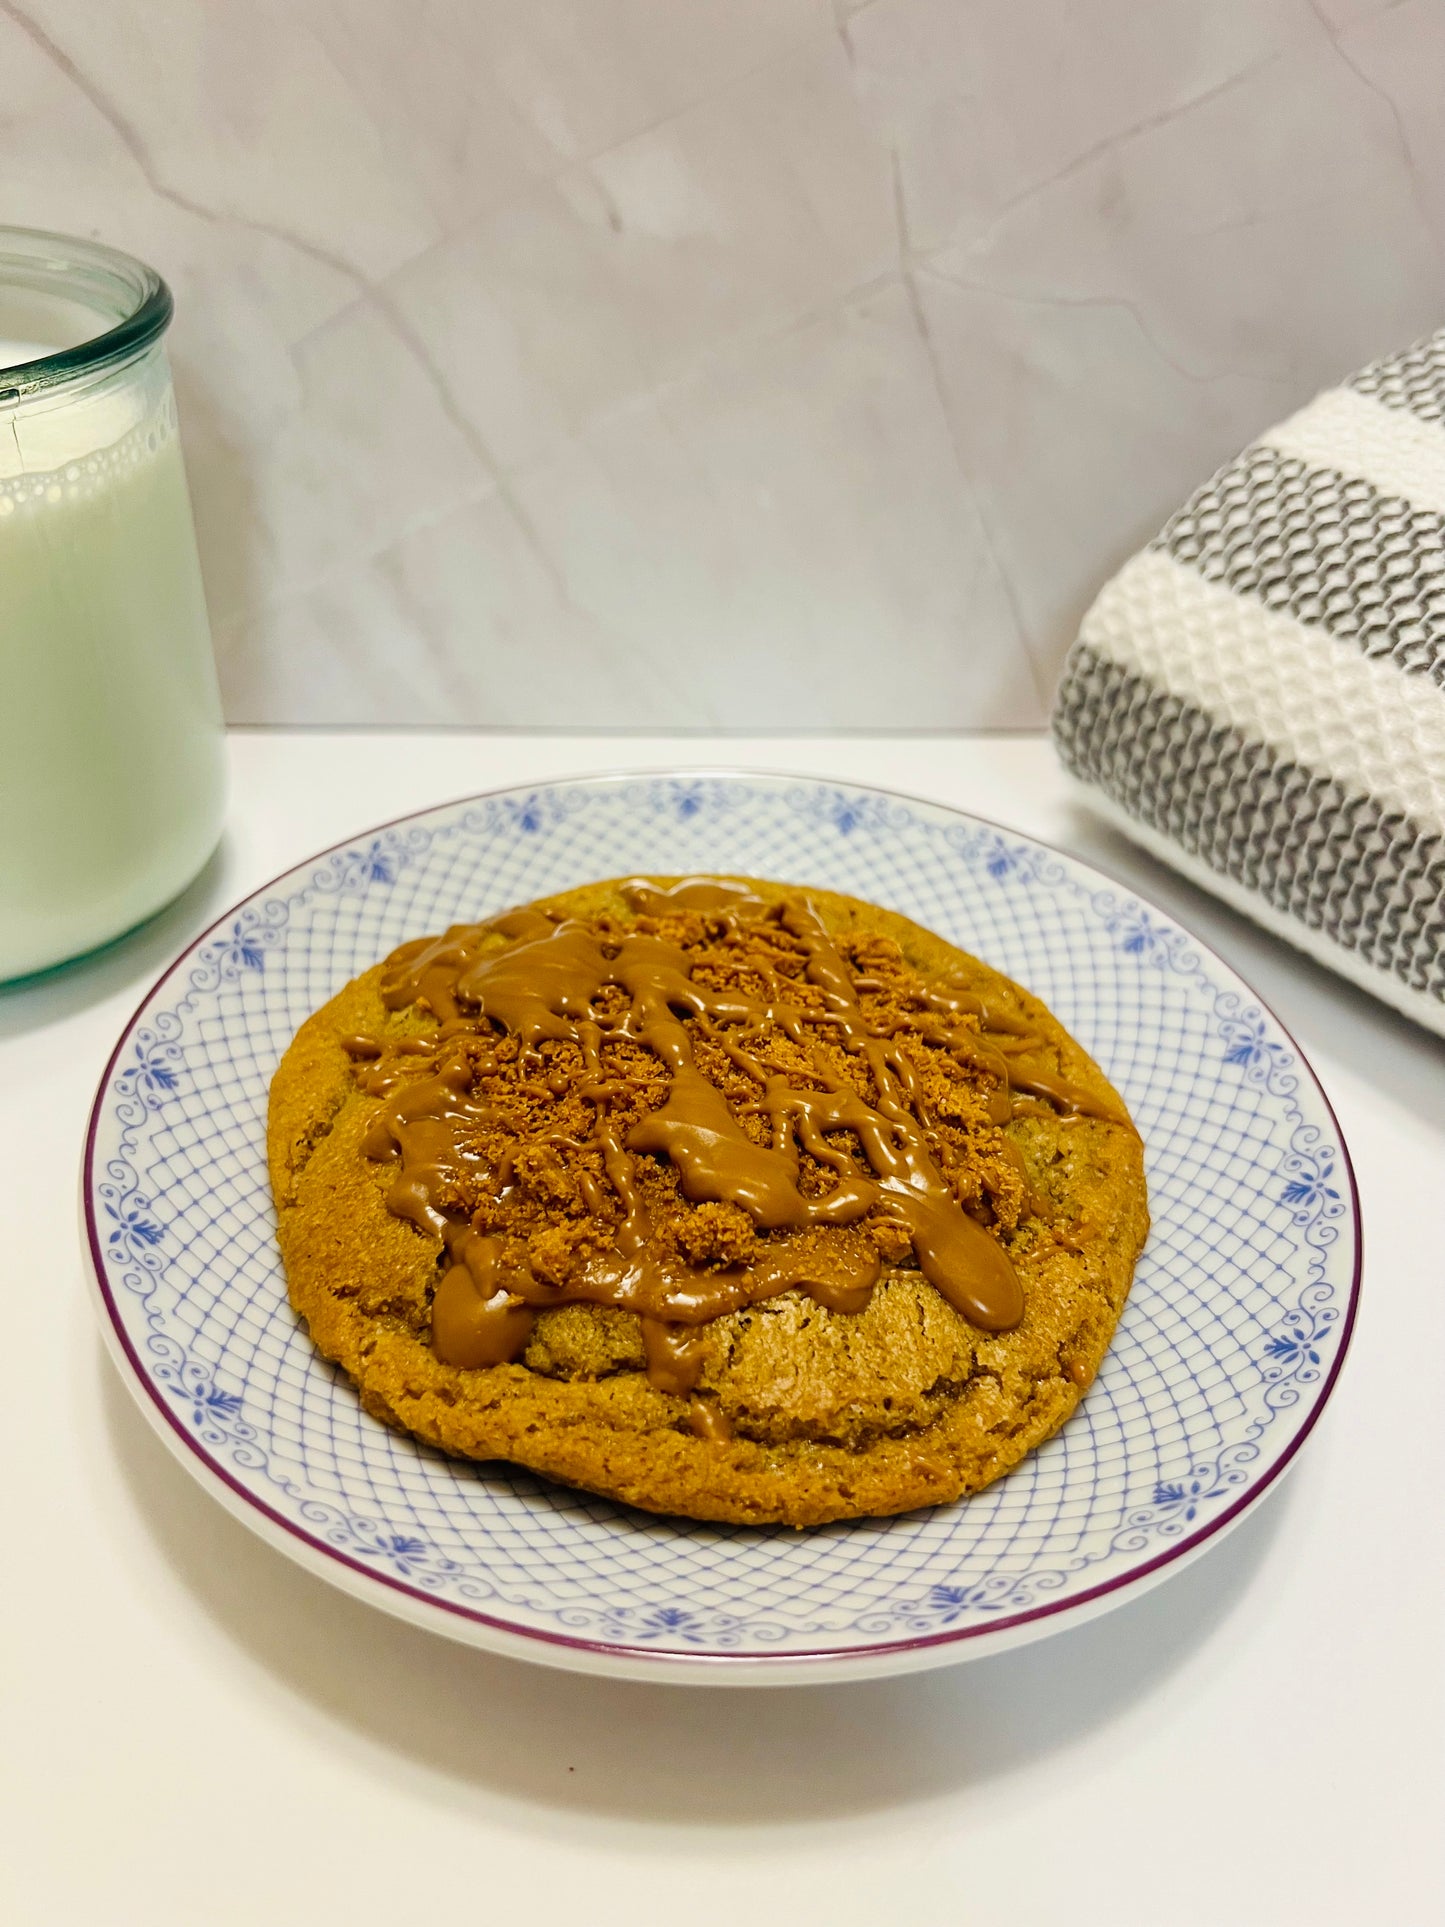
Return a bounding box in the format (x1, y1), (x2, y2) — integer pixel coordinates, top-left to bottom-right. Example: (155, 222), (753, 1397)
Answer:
(84, 772), (1359, 1684)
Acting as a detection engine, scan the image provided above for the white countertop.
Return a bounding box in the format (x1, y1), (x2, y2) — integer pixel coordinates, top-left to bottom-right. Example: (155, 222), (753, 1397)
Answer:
(4, 732), (1440, 1926)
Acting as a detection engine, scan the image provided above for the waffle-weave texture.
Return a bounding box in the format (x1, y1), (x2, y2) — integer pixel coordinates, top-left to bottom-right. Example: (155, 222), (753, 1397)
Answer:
(1054, 330), (1445, 1035)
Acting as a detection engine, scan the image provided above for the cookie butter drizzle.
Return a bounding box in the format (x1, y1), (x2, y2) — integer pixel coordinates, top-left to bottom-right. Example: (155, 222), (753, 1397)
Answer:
(345, 880), (1129, 1418)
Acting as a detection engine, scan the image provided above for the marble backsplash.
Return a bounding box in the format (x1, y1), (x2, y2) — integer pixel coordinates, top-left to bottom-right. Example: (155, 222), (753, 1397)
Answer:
(4, 0), (1442, 727)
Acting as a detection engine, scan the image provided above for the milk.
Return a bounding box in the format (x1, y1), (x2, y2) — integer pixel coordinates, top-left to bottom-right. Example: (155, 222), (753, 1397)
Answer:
(0, 338), (56, 367)
(0, 338), (225, 980)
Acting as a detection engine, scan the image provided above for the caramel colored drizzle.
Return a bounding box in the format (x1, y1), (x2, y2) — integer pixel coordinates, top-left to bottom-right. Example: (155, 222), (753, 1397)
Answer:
(347, 878), (1129, 1404)
(688, 1398), (734, 1442)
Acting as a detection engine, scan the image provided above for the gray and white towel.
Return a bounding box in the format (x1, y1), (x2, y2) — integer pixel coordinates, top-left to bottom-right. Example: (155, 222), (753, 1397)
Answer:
(1053, 330), (1445, 1036)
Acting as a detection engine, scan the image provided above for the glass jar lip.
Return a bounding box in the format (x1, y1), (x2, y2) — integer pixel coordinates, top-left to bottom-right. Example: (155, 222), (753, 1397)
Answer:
(0, 225), (173, 401)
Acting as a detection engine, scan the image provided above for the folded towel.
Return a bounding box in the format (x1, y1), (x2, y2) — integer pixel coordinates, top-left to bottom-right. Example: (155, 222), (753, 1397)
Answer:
(1053, 330), (1445, 1036)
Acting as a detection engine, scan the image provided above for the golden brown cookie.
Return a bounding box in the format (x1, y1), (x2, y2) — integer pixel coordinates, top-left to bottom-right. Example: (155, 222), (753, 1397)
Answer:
(268, 876), (1148, 1525)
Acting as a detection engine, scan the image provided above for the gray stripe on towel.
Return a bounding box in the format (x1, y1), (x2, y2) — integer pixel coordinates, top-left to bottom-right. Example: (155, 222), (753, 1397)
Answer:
(1350, 331), (1445, 429)
(1151, 444), (1445, 684)
(1052, 643), (1445, 1004)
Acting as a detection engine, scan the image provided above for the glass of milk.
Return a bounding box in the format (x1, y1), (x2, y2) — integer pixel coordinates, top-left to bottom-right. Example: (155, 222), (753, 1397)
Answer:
(0, 227), (225, 983)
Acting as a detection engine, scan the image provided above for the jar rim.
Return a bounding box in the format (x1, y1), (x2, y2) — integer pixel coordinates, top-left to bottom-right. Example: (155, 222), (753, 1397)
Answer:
(0, 226), (172, 402)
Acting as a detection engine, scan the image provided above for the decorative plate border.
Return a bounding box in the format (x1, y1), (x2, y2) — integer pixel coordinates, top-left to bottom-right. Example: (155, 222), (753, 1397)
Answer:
(83, 770), (1362, 1678)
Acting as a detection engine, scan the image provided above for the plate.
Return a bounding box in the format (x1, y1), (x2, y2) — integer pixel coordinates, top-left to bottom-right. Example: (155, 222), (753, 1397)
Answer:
(83, 772), (1360, 1683)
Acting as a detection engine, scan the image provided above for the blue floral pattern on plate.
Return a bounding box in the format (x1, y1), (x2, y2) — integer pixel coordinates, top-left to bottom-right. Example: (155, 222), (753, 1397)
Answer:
(83, 773), (1359, 1677)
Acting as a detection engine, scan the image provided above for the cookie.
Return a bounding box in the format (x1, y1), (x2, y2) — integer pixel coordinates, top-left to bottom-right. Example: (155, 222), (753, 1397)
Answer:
(268, 876), (1148, 1525)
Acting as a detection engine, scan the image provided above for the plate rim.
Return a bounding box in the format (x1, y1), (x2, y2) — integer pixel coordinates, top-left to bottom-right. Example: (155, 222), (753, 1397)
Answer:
(82, 765), (1364, 1677)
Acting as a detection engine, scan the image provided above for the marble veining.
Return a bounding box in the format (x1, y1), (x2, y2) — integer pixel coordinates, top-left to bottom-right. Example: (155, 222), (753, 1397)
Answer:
(3, 0), (1442, 726)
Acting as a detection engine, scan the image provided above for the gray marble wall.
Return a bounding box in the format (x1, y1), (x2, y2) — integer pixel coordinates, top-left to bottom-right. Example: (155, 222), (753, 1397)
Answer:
(5, 0), (1443, 727)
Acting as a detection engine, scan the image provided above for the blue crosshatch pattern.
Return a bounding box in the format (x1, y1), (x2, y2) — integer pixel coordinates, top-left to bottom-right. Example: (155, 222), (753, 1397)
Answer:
(87, 775), (1355, 1660)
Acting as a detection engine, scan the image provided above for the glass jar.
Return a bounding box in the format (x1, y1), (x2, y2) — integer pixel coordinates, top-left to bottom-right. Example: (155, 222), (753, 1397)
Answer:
(0, 227), (225, 983)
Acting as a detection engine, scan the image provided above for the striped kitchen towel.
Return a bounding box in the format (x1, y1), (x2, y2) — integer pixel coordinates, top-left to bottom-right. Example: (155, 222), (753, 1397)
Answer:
(1053, 329), (1445, 1036)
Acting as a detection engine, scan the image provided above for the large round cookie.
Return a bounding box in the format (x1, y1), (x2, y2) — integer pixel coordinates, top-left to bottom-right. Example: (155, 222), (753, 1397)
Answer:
(268, 876), (1148, 1525)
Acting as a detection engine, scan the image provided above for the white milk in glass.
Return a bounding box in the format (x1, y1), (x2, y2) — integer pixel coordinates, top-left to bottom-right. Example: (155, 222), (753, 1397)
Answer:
(0, 275), (225, 980)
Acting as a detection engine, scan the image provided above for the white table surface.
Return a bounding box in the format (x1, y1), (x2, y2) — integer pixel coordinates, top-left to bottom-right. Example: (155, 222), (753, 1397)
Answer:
(3, 731), (1440, 1927)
